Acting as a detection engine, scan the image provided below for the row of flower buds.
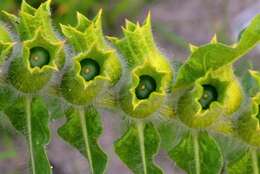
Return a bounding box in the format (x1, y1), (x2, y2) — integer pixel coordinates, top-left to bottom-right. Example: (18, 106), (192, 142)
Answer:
(1, 0), (260, 174)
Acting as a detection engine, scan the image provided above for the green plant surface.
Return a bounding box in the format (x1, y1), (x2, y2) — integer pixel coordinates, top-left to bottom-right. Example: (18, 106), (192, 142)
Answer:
(162, 13), (260, 174)
(58, 106), (107, 174)
(57, 10), (122, 174)
(108, 14), (173, 174)
(0, 25), (14, 63)
(2, 1), (65, 173)
(169, 131), (223, 174)
(227, 147), (260, 174)
(115, 122), (163, 174)
(2, 1), (260, 174)
(5, 96), (51, 174)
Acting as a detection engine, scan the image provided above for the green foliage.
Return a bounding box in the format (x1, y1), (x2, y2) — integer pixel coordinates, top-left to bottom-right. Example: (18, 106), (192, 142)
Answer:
(2, 1), (260, 174)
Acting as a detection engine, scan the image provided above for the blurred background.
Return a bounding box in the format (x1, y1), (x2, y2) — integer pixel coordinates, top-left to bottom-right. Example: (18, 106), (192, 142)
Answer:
(0, 0), (260, 173)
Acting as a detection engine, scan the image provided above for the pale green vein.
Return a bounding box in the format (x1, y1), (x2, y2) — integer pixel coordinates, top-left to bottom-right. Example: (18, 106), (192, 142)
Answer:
(250, 147), (259, 174)
(25, 96), (35, 174)
(79, 108), (94, 174)
(137, 121), (147, 174)
(193, 132), (200, 174)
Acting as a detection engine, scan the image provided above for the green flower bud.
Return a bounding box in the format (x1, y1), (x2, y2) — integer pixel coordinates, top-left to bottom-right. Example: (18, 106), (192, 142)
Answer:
(108, 14), (173, 118)
(177, 65), (242, 129)
(5, 1), (65, 93)
(174, 14), (260, 129)
(60, 11), (122, 105)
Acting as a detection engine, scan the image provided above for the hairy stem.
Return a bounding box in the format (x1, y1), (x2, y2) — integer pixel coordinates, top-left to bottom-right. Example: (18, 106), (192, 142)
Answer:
(137, 121), (147, 174)
(25, 96), (36, 174)
(79, 107), (94, 174)
(193, 131), (200, 174)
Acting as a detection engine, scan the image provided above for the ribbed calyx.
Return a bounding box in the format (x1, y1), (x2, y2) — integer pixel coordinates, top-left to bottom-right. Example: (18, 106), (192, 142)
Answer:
(4, 0), (65, 93)
(174, 15), (260, 129)
(60, 11), (122, 105)
(108, 14), (173, 118)
(177, 66), (242, 128)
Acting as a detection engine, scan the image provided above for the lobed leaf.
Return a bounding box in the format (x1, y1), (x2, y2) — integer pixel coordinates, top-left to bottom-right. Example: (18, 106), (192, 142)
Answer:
(4, 96), (51, 174)
(58, 106), (107, 174)
(169, 131), (223, 174)
(115, 122), (163, 174)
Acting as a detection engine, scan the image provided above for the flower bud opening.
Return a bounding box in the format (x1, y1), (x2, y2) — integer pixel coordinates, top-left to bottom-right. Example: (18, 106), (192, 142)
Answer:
(199, 84), (218, 109)
(135, 75), (156, 99)
(29, 47), (50, 68)
(80, 59), (100, 81)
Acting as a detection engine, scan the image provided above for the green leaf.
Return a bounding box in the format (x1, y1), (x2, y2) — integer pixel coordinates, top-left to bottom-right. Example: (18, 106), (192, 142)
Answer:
(115, 122), (163, 174)
(58, 105), (108, 174)
(227, 147), (260, 174)
(169, 131), (223, 174)
(4, 96), (51, 174)
(175, 14), (260, 89)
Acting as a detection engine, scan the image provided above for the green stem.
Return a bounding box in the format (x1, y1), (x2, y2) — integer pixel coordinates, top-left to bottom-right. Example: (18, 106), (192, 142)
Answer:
(250, 147), (259, 174)
(79, 107), (94, 174)
(25, 96), (36, 174)
(193, 131), (200, 174)
(136, 121), (147, 174)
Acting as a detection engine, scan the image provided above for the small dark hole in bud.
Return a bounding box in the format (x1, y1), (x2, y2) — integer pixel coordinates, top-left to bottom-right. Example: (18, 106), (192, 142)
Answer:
(199, 84), (218, 109)
(135, 75), (156, 100)
(29, 47), (50, 68)
(80, 59), (100, 81)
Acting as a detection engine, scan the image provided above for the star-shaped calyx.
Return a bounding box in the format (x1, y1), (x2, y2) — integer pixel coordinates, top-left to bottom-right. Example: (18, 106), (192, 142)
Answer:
(120, 59), (170, 118)
(23, 29), (64, 74)
(177, 66), (242, 129)
(7, 28), (64, 93)
(60, 43), (121, 105)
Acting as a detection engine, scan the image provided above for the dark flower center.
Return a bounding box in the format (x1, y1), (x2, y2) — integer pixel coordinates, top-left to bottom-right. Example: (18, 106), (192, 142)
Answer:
(29, 47), (50, 68)
(80, 59), (100, 81)
(135, 75), (156, 99)
(199, 84), (218, 109)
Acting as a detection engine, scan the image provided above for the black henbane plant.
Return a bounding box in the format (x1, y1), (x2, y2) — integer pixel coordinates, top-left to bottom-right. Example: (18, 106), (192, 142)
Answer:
(2, 1), (65, 174)
(108, 14), (173, 174)
(2, 1), (260, 174)
(162, 15), (260, 174)
(57, 11), (122, 174)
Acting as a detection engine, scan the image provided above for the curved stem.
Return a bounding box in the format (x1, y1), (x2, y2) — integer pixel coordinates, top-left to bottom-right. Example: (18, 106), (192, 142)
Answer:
(25, 96), (35, 174)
